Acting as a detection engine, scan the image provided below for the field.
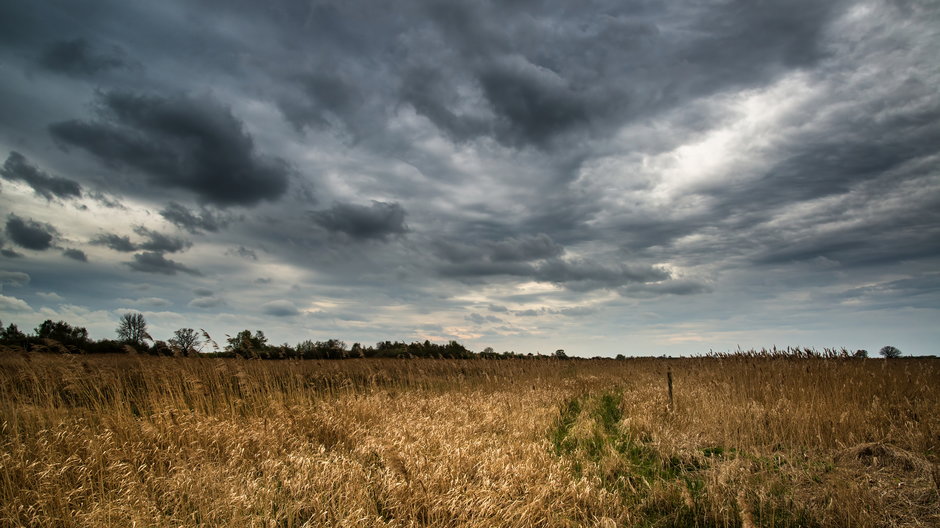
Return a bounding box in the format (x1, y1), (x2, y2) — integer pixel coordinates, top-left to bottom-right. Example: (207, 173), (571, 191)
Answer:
(1, 353), (938, 527)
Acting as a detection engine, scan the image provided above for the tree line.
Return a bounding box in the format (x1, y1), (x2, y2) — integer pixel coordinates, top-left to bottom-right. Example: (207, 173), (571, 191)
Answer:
(0, 313), (569, 360)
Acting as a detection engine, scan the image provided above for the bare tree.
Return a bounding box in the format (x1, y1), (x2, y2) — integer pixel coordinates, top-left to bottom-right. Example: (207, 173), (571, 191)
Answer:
(169, 327), (201, 355)
(116, 312), (151, 346)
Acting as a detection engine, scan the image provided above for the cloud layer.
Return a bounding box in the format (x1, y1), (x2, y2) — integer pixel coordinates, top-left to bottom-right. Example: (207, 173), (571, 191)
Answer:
(0, 0), (937, 355)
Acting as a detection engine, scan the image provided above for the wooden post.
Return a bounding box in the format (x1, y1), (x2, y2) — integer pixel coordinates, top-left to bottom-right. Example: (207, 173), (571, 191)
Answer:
(667, 369), (674, 411)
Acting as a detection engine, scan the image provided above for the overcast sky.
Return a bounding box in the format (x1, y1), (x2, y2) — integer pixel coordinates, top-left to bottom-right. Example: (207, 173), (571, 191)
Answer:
(0, 0), (938, 356)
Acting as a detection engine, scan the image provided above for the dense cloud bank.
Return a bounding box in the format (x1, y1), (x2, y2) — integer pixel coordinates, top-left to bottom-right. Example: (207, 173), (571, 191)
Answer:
(0, 0), (937, 355)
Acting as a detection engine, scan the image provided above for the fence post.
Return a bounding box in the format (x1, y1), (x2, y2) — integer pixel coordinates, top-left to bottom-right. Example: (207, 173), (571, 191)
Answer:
(667, 369), (674, 411)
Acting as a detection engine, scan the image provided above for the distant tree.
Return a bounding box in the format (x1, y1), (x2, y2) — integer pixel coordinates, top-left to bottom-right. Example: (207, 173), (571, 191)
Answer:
(553, 349), (568, 359)
(33, 319), (89, 352)
(854, 349), (869, 358)
(351, 342), (364, 358)
(150, 340), (173, 356)
(227, 329), (268, 358)
(36, 319), (89, 344)
(616, 354), (626, 360)
(169, 328), (201, 355)
(116, 313), (151, 347)
(0, 322), (27, 347)
(879, 345), (902, 359)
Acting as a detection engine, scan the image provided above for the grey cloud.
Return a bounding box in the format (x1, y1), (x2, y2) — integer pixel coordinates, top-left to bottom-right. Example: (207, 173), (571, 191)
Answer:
(491, 233), (564, 262)
(311, 201), (408, 241)
(5, 214), (56, 250)
(465, 312), (503, 325)
(0, 270), (30, 287)
(227, 246), (258, 260)
(159, 202), (226, 233)
(88, 191), (126, 209)
(126, 251), (201, 276)
(261, 300), (300, 317)
(189, 296), (224, 308)
(534, 259), (670, 290)
(558, 306), (597, 317)
(39, 38), (126, 76)
(193, 287), (214, 297)
(621, 279), (712, 297)
(435, 233), (564, 265)
(62, 248), (87, 262)
(828, 274), (940, 310)
(1, 151), (82, 200)
(49, 91), (291, 207)
(119, 296), (172, 308)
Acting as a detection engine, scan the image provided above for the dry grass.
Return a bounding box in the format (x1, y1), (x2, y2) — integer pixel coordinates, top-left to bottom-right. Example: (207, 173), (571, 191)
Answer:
(1, 353), (938, 527)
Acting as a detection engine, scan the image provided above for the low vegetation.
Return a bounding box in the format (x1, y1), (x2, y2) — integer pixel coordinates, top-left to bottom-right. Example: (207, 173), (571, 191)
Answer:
(1, 351), (937, 527)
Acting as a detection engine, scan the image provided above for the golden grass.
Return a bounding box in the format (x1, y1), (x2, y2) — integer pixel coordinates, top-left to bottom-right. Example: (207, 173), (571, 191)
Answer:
(1, 353), (938, 527)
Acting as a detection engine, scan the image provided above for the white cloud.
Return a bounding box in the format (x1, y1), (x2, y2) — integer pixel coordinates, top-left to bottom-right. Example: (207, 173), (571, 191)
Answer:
(0, 294), (31, 312)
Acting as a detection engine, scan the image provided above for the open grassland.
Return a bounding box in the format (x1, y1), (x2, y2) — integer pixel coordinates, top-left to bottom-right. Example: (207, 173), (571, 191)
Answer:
(1, 353), (938, 527)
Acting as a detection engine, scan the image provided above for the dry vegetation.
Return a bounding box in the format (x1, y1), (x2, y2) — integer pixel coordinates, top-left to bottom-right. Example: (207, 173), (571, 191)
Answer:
(1, 352), (938, 527)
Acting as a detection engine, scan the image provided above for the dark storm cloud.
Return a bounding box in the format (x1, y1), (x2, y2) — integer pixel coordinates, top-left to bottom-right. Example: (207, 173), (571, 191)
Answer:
(159, 203), (226, 233)
(399, 0), (849, 150)
(62, 248), (87, 262)
(278, 73), (363, 132)
(1, 151), (82, 200)
(133, 227), (191, 253)
(5, 214), (56, 250)
(38, 38), (126, 77)
(477, 59), (591, 148)
(126, 251), (201, 276)
(91, 228), (191, 253)
(49, 92), (291, 206)
(311, 201), (408, 241)
(432, 232), (672, 290)
(92, 233), (136, 252)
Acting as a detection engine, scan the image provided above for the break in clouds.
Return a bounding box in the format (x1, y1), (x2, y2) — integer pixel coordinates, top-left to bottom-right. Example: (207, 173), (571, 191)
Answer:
(0, 0), (938, 356)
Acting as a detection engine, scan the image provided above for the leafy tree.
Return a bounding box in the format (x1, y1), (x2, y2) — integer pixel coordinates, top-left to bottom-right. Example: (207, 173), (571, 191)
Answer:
(616, 354), (626, 360)
(1, 322), (28, 347)
(35, 319), (89, 344)
(879, 345), (902, 359)
(169, 328), (201, 355)
(854, 349), (868, 358)
(227, 329), (268, 358)
(553, 349), (568, 359)
(116, 313), (151, 347)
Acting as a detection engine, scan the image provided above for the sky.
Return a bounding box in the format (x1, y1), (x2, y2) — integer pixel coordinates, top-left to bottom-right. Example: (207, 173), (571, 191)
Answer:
(0, 0), (938, 357)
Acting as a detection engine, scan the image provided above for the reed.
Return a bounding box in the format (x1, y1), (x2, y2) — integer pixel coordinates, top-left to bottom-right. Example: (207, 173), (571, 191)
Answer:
(1, 352), (937, 527)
